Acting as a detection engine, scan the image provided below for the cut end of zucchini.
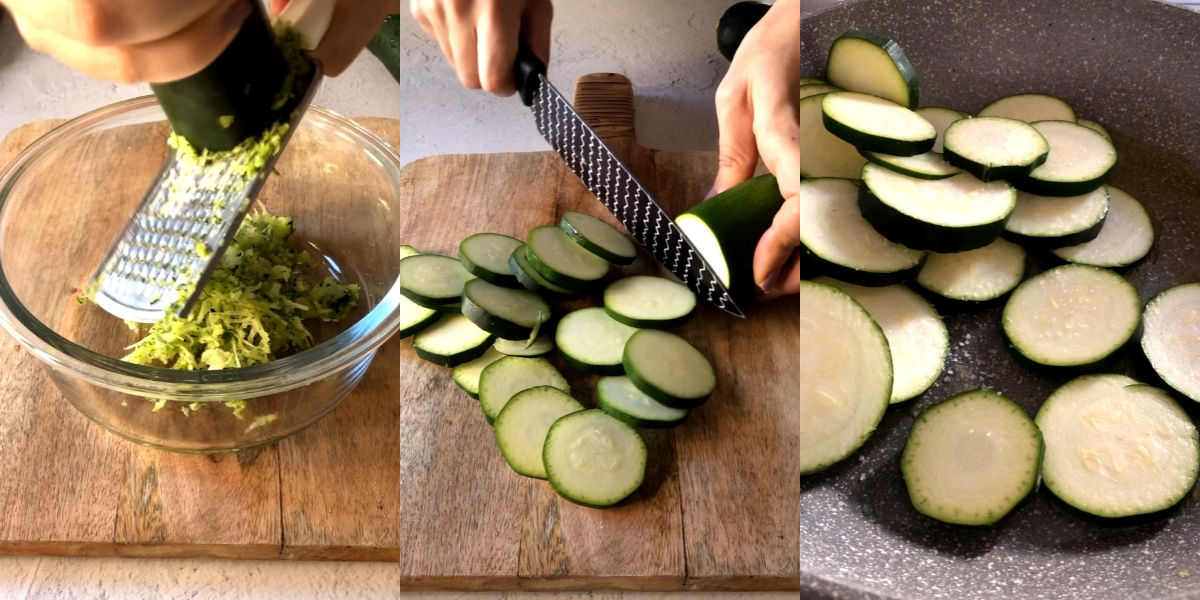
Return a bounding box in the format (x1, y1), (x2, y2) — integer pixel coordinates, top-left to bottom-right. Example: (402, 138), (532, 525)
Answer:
(676, 213), (731, 288)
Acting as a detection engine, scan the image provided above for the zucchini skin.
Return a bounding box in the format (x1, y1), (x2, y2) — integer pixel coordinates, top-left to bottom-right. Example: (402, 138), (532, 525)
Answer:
(1001, 217), (1106, 249)
(858, 188), (1008, 253)
(799, 246), (923, 287)
(822, 112), (934, 157)
(461, 297), (537, 340)
(676, 174), (785, 302)
(603, 307), (692, 330)
(523, 244), (608, 290)
(367, 14), (401, 83)
(943, 145), (1047, 183)
(1010, 172), (1112, 198)
(415, 341), (493, 368)
(559, 351), (625, 377)
(859, 151), (959, 180)
(150, 3), (300, 153)
(508, 248), (586, 301)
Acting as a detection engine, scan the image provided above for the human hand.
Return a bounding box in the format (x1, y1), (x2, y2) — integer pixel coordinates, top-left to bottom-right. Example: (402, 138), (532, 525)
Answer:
(270, 0), (394, 77)
(710, 0), (802, 299)
(410, 0), (553, 95)
(2, 0), (253, 83)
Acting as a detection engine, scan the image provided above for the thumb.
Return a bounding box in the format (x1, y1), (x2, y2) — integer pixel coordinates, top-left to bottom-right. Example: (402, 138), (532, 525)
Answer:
(711, 83), (759, 196)
(270, 0), (290, 16)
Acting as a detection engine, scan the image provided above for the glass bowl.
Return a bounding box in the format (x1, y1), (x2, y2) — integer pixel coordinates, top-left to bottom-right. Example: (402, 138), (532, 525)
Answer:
(0, 97), (406, 453)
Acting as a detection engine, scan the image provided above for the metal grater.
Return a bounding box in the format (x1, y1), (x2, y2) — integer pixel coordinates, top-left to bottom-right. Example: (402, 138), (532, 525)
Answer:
(88, 68), (322, 324)
(512, 45), (745, 318)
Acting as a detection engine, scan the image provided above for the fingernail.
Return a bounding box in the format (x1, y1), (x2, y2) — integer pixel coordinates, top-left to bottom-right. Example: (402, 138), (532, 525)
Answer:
(704, 187), (717, 200)
(757, 265), (783, 294)
(223, 0), (253, 33)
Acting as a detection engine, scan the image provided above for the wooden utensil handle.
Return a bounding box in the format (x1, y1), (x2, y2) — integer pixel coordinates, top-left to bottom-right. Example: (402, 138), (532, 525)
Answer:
(572, 73), (637, 151)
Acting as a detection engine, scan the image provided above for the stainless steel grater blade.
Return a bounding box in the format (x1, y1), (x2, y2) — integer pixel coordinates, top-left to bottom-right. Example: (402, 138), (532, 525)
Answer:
(88, 69), (322, 324)
(512, 45), (745, 318)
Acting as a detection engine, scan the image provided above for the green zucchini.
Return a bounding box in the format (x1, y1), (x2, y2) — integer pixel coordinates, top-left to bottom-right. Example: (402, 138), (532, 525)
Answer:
(459, 233), (524, 287)
(675, 174), (784, 301)
(623, 329), (716, 408)
(460, 278), (551, 340)
(560, 211), (637, 265)
(716, 1), (771, 60)
(825, 31), (920, 108)
(603, 276), (695, 329)
(524, 226), (610, 289)
(493, 386), (584, 478)
(977, 93), (1076, 123)
(797, 93), (868, 178)
(151, 4), (311, 153)
(1010, 120), (1117, 197)
(367, 14), (401, 83)
(543, 410), (647, 508)
(822, 92), (936, 156)
(1140, 284), (1200, 403)
(942, 117), (1049, 182)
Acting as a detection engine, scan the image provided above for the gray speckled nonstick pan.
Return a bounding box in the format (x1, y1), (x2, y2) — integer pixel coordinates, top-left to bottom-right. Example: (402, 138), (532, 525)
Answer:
(799, 1), (1200, 598)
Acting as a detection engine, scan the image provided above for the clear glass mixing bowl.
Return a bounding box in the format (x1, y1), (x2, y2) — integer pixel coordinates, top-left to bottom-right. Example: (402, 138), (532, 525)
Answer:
(0, 97), (406, 453)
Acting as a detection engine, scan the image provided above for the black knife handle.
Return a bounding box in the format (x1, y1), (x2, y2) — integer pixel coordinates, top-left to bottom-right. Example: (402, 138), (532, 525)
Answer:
(514, 40), (547, 106)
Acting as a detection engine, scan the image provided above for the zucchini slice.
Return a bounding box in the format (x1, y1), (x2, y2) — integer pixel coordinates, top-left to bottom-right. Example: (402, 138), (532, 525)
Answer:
(451, 346), (506, 398)
(396, 297), (440, 339)
(1052, 186), (1154, 268)
(797, 93), (868, 179)
(1077, 118), (1113, 142)
(798, 280), (892, 474)
(815, 277), (947, 403)
(916, 238), (1027, 303)
(825, 31), (919, 108)
(902, 389), (1042, 526)
(461, 278), (551, 340)
(1002, 264), (1140, 368)
(977, 93), (1076, 123)
(555, 307), (639, 376)
(798, 83), (843, 100)
(543, 409), (647, 508)
(508, 245), (586, 301)
(915, 106), (968, 153)
(413, 313), (494, 367)
(525, 226), (610, 289)
(860, 151), (961, 181)
(560, 211), (637, 265)
(942, 117), (1049, 182)
(478, 356), (570, 423)
(494, 386), (584, 479)
(623, 329), (717, 408)
(1037, 375), (1199, 518)
(675, 174), (785, 301)
(494, 333), (555, 357)
(822, 92), (936, 156)
(398, 254), (475, 309)
(1141, 284), (1200, 403)
(597, 376), (689, 428)
(797, 77), (827, 85)
(860, 164), (1016, 253)
(1002, 188), (1109, 249)
(459, 233), (524, 287)
(1011, 120), (1117, 197)
(798, 178), (925, 286)
(603, 276), (696, 329)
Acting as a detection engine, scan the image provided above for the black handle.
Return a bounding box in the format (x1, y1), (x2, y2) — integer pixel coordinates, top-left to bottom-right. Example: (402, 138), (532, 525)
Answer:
(513, 40), (547, 106)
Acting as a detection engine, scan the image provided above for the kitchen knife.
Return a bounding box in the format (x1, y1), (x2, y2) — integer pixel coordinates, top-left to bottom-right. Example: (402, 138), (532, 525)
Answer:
(512, 44), (746, 319)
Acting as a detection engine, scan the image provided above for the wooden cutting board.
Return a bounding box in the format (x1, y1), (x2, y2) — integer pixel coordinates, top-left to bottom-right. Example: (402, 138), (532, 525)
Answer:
(0, 74), (799, 591)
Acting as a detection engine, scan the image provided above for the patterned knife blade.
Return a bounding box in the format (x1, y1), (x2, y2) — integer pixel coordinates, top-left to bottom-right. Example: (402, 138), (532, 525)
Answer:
(513, 45), (745, 318)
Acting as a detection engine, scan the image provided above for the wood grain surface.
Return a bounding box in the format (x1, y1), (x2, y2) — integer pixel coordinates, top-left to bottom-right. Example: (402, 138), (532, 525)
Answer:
(0, 74), (799, 590)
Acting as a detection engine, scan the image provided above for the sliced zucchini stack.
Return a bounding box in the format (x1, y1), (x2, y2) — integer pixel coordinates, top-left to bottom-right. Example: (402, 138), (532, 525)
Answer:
(942, 117), (1049, 182)
(798, 280), (892, 474)
(452, 347), (506, 398)
(902, 389), (1042, 526)
(461, 278), (551, 340)
(1052, 186), (1153, 268)
(597, 376), (689, 428)
(977, 93), (1077, 123)
(1002, 188), (1109, 249)
(603, 276), (696, 329)
(555, 307), (639, 375)
(860, 163), (1017, 253)
(509, 245), (585, 301)
(798, 178), (925, 286)
(825, 30), (919, 108)
(1002, 264), (1140, 368)
(459, 233), (524, 287)
(797, 93), (869, 179)
(916, 238), (1027, 303)
(822, 92), (936, 156)
(1037, 375), (1199, 518)
(1011, 120), (1116, 197)
(399, 254), (475, 310)
(815, 277), (947, 403)
(493, 386), (584, 478)
(560, 211), (637, 265)
(544, 410), (648, 508)
(395, 248), (441, 338)
(413, 313), (494, 367)
(1141, 284), (1200, 403)
(524, 225), (611, 289)
(623, 329), (717, 408)
(675, 174), (785, 300)
(478, 356), (570, 423)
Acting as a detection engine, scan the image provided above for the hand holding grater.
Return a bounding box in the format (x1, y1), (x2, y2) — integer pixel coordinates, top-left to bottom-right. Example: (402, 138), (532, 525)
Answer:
(88, 0), (335, 323)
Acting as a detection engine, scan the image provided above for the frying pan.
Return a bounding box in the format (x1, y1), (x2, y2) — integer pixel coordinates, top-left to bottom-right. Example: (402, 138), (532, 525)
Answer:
(799, 1), (1200, 598)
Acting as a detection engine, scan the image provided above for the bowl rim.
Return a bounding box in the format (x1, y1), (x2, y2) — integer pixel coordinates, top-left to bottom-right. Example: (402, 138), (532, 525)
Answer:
(0, 96), (406, 400)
